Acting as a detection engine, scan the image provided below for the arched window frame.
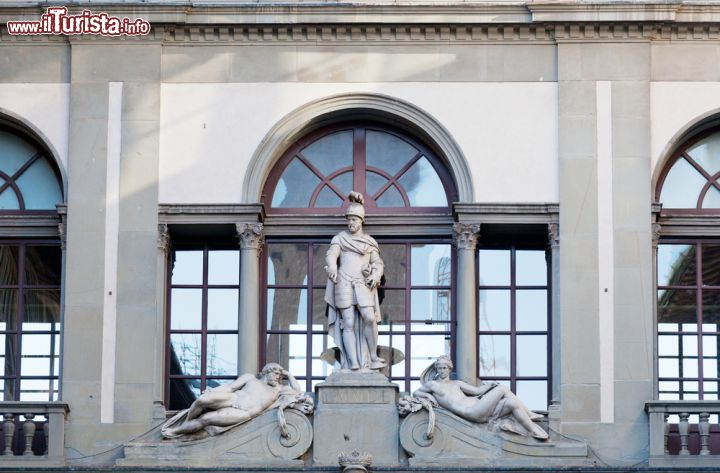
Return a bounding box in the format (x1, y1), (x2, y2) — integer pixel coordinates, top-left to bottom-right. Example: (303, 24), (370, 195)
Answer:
(0, 122), (66, 403)
(262, 122), (458, 214)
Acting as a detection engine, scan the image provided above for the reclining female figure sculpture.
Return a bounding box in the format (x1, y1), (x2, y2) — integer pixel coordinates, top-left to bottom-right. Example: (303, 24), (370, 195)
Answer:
(412, 356), (548, 440)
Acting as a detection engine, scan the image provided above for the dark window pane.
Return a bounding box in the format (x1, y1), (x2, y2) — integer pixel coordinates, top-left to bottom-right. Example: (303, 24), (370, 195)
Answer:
(515, 380), (547, 411)
(376, 185), (404, 207)
(516, 335), (547, 376)
(208, 250), (239, 285)
(479, 289), (510, 332)
(266, 289), (307, 331)
(379, 244), (406, 287)
(516, 290), (547, 332)
(207, 289), (238, 330)
(267, 244), (308, 285)
(168, 378), (200, 410)
(330, 172), (353, 197)
(660, 157), (706, 208)
(702, 244), (720, 286)
(0, 289), (17, 331)
(366, 171), (389, 198)
(171, 250), (203, 285)
(687, 132), (720, 176)
(658, 289), (697, 326)
(170, 289), (202, 330)
(315, 186), (343, 208)
(266, 333), (307, 376)
(658, 244), (695, 287)
(24, 246), (60, 286)
(272, 158), (321, 208)
(378, 289), (405, 327)
(206, 334), (238, 376)
(410, 290), (450, 322)
(411, 244), (451, 286)
(0, 246), (18, 285)
(478, 250), (510, 286)
(169, 333), (201, 376)
(702, 290), (720, 331)
(312, 244), (330, 285)
(516, 250), (547, 286)
(0, 334), (17, 377)
(23, 289), (60, 331)
(366, 130), (417, 176)
(312, 288), (329, 332)
(479, 334), (510, 377)
(301, 131), (353, 177)
(398, 157), (447, 207)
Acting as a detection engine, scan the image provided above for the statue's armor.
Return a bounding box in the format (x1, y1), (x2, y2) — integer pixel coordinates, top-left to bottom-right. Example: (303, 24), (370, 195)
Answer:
(326, 234), (381, 310)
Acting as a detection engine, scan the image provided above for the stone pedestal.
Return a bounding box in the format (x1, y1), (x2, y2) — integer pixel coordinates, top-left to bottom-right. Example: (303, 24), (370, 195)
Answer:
(313, 372), (400, 467)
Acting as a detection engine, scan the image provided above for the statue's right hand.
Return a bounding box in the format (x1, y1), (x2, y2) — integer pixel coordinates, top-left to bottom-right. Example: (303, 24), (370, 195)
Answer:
(326, 267), (338, 283)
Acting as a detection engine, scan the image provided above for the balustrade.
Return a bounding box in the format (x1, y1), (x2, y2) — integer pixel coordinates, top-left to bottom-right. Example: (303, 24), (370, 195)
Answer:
(0, 402), (68, 466)
(646, 400), (720, 467)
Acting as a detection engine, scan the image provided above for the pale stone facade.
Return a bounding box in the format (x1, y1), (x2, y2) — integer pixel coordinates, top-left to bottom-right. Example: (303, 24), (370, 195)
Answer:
(0, 0), (718, 470)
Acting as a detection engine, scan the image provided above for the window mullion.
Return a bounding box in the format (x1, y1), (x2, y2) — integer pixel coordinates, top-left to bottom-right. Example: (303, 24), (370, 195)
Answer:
(200, 247), (209, 393)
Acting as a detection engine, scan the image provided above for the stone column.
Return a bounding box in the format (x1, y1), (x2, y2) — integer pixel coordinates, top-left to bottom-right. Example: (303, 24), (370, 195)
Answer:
(452, 223), (480, 384)
(651, 222), (661, 396)
(155, 224), (171, 406)
(547, 222), (561, 431)
(237, 223), (264, 375)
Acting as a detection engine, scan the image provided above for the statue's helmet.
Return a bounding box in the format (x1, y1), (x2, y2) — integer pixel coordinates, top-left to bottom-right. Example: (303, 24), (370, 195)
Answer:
(345, 191), (366, 222)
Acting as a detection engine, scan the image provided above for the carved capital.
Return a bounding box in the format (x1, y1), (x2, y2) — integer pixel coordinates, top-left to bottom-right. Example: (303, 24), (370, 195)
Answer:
(652, 223), (662, 248)
(547, 223), (559, 250)
(452, 223), (480, 251)
(237, 223), (264, 250)
(157, 224), (171, 253)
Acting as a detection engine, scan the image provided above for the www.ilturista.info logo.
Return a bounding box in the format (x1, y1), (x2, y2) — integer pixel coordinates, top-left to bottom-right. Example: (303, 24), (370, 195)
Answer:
(6, 7), (151, 36)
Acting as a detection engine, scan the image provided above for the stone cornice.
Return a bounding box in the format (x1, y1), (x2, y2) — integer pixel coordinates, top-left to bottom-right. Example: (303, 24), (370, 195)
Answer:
(3, 1), (720, 26)
(5, 21), (720, 44)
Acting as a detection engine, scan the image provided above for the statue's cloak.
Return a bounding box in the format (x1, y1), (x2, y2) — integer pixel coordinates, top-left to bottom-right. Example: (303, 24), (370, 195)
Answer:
(324, 231), (382, 370)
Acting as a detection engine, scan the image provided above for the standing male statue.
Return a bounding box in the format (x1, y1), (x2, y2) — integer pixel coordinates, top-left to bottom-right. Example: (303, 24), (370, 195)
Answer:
(325, 191), (386, 371)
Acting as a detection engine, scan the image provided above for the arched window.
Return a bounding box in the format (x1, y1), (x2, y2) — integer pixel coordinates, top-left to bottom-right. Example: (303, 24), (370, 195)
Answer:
(0, 128), (63, 212)
(657, 129), (720, 213)
(261, 122), (457, 393)
(263, 124), (456, 212)
(656, 126), (720, 406)
(0, 126), (64, 401)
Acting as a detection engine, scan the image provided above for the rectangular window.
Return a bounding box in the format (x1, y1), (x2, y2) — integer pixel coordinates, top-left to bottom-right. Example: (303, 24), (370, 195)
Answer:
(658, 242), (720, 404)
(264, 240), (452, 393)
(0, 242), (61, 401)
(477, 246), (550, 412)
(166, 247), (241, 410)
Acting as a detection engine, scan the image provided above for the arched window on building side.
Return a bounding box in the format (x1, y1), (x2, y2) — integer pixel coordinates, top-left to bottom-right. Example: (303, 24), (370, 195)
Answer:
(261, 122), (457, 393)
(656, 127), (720, 411)
(0, 125), (64, 402)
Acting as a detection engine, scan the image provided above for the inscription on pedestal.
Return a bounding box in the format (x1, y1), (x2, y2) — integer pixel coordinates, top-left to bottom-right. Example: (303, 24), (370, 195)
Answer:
(320, 387), (393, 404)
(313, 378), (400, 467)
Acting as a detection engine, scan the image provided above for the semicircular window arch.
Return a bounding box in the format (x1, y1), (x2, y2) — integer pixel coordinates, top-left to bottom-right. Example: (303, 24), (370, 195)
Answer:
(0, 127), (63, 212)
(658, 128), (720, 213)
(264, 124), (457, 212)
